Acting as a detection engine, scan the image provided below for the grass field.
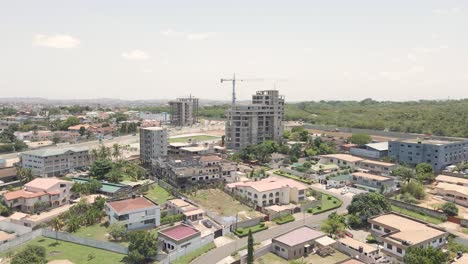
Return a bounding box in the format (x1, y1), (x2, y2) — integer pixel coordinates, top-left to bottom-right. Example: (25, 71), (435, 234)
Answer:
(308, 193), (342, 214)
(145, 184), (173, 205)
(1, 236), (125, 264)
(274, 170), (313, 184)
(254, 252), (288, 264)
(391, 205), (445, 224)
(188, 189), (263, 220)
(74, 223), (110, 242)
(172, 242), (216, 264)
(169, 135), (220, 143)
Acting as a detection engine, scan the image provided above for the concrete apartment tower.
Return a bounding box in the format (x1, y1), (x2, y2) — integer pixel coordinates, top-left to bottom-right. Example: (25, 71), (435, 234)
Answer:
(168, 96), (199, 127)
(225, 90), (285, 150)
(140, 127), (168, 166)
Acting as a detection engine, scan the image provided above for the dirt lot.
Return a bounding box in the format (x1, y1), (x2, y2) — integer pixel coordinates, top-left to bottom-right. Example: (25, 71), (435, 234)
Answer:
(188, 189), (264, 220)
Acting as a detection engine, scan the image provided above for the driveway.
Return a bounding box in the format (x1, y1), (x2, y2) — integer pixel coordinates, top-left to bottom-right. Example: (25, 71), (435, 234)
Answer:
(193, 208), (339, 264)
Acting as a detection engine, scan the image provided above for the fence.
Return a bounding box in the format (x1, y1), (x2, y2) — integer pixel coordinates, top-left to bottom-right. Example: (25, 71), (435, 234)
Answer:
(0, 221), (32, 235)
(42, 229), (129, 254)
(232, 217), (263, 231)
(0, 229), (43, 254)
(159, 233), (214, 264)
(239, 243), (272, 264)
(389, 199), (447, 220)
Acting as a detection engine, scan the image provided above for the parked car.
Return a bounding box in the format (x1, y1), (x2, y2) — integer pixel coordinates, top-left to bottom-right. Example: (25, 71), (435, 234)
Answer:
(202, 220), (213, 228)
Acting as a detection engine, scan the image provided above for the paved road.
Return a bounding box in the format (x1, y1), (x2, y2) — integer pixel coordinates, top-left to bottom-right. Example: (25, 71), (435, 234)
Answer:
(0, 134), (139, 160)
(193, 184), (353, 264)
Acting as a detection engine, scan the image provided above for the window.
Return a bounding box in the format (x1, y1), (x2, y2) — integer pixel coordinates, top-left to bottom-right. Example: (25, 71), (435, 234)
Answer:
(387, 244), (393, 250)
(397, 247), (402, 254)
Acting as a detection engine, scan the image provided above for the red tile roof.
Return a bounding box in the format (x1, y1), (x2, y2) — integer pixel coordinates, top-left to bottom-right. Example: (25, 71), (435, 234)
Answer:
(3, 190), (48, 201)
(159, 224), (200, 241)
(106, 197), (157, 214)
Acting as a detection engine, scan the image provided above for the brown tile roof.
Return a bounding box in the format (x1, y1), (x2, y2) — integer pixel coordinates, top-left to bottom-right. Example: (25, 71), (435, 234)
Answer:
(106, 197), (157, 214)
(25, 178), (70, 190)
(159, 224), (200, 241)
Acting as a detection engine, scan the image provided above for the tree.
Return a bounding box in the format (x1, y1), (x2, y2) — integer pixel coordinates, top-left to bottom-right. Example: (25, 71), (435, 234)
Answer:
(51, 133), (61, 144)
(298, 130), (310, 142)
(403, 246), (449, 264)
(321, 212), (346, 237)
(247, 229), (254, 264)
(79, 126), (86, 136)
(391, 167), (415, 183)
(67, 215), (80, 232)
(33, 201), (48, 213)
(17, 167), (34, 184)
(302, 161), (312, 169)
(415, 163), (435, 182)
(90, 159), (112, 180)
(108, 223), (127, 241)
(401, 181), (426, 200)
(51, 217), (65, 242)
(112, 143), (122, 160)
(441, 202), (458, 216)
(11, 245), (47, 264)
(124, 231), (158, 264)
(347, 213), (363, 228)
(348, 133), (372, 145)
(347, 192), (391, 221)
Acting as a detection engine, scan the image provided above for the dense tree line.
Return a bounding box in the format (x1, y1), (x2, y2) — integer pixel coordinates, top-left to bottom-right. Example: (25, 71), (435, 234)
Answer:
(284, 99), (468, 138)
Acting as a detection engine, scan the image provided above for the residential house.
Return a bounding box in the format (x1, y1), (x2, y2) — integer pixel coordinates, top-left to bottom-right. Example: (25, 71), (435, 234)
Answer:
(368, 212), (448, 262)
(158, 224), (201, 253)
(272, 226), (326, 260)
(327, 174), (352, 188)
(2, 178), (74, 213)
(351, 172), (395, 193)
(105, 196), (160, 230)
(319, 154), (364, 169)
(336, 236), (379, 263)
(226, 177), (308, 209)
(166, 199), (205, 221)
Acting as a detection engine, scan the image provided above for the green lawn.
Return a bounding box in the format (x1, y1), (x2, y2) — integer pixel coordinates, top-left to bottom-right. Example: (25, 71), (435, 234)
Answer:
(308, 193), (342, 214)
(234, 223), (268, 237)
(462, 228), (468, 235)
(254, 252), (288, 264)
(391, 205), (445, 224)
(274, 170), (312, 184)
(169, 135), (219, 143)
(172, 242), (216, 264)
(74, 223), (110, 242)
(1, 236), (125, 264)
(145, 184), (173, 205)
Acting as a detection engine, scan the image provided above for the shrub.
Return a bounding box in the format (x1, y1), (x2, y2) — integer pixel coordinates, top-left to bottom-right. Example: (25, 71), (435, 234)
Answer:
(442, 202), (459, 216)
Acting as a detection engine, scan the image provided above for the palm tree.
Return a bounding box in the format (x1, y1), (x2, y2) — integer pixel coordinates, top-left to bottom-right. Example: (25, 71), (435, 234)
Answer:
(51, 217), (65, 242)
(112, 143), (121, 160)
(17, 167), (34, 184)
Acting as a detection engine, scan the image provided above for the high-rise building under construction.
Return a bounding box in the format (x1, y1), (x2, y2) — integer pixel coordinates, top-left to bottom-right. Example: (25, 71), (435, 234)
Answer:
(168, 96), (199, 127)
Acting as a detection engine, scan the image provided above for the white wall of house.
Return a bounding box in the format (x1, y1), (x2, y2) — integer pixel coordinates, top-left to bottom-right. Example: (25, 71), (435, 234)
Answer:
(107, 206), (160, 230)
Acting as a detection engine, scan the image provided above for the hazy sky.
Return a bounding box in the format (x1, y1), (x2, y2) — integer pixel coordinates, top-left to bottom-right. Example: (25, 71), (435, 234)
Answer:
(1, 0), (467, 101)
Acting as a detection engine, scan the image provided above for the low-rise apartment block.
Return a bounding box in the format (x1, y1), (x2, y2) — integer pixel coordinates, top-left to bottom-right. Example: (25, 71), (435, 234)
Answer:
(388, 138), (468, 171)
(368, 212), (448, 262)
(226, 177), (308, 209)
(21, 147), (91, 177)
(2, 178), (74, 213)
(435, 174), (468, 187)
(434, 182), (468, 207)
(153, 155), (237, 189)
(319, 154), (364, 169)
(105, 196), (160, 230)
(358, 160), (397, 176)
(351, 172), (395, 193)
(350, 142), (389, 159)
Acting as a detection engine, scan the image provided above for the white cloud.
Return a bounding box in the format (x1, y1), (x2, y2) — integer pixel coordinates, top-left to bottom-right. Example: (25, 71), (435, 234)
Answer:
(407, 53), (417, 62)
(142, 68), (153, 73)
(121, 50), (150, 60)
(187, 33), (211, 41)
(160, 29), (178, 36)
(433, 8), (460, 15)
(409, 65), (425, 73)
(379, 71), (401, 81)
(33, 34), (80, 49)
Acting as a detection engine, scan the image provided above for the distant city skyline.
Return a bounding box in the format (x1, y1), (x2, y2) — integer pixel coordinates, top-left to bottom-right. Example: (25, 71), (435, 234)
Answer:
(1, 0), (468, 101)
